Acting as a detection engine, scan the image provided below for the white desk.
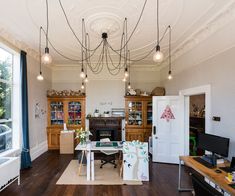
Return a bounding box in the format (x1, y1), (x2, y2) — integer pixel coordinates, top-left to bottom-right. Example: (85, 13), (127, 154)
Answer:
(75, 141), (123, 181)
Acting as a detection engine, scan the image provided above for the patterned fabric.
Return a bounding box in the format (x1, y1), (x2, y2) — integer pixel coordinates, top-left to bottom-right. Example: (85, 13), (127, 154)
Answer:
(160, 105), (175, 122)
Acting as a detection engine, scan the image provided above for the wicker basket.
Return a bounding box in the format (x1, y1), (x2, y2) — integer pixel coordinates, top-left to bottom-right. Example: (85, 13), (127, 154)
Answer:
(151, 87), (165, 96)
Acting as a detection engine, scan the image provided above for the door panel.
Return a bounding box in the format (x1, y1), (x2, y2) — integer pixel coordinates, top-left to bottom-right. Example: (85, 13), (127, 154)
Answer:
(152, 96), (184, 164)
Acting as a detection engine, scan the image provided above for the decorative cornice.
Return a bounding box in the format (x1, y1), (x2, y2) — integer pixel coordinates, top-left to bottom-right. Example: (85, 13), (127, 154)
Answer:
(0, 27), (39, 60)
(52, 63), (161, 72)
(160, 0), (235, 69)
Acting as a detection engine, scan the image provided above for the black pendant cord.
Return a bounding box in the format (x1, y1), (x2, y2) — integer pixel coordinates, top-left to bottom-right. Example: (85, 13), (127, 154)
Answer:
(112, 0), (148, 51)
(107, 23), (169, 62)
(157, 0), (159, 46)
(42, 0), (174, 76)
(40, 27), (102, 62)
(58, 0), (147, 53)
(128, 50), (131, 83)
(39, 27), (42, 73)
(125, 18), (128, 69)
(46, 0), (49, 48)
(169, 25), (172, 72)
(81, 19), (84, 71)
(58, 0), (95, 51)
(44, 0), (163, 64)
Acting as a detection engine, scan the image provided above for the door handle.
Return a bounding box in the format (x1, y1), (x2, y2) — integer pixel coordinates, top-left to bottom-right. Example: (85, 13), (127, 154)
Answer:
(153, 126), (156, 135)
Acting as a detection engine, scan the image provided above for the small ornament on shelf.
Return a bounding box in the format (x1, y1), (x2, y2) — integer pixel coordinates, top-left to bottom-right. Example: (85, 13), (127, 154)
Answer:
(47, 89), (85, 97)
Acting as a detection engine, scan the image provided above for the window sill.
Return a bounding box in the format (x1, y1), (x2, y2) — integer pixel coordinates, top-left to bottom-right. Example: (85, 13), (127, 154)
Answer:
(0, 148), (21, 157)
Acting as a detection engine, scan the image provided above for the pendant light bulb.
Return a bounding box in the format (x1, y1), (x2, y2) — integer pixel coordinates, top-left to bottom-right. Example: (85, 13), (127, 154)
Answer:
(81, 82), (85, 90)
(84, 75), (88, 83)
(41, 47), (52, 64)
(122, 77), (127, 82)
(80, 68), (85, 79)
(168, 71), (172, 80)
(153, 45), (164, 63)
(37, 72), (44, 81)
(124, 68), (129, 78)
(128, 82), (131, 89)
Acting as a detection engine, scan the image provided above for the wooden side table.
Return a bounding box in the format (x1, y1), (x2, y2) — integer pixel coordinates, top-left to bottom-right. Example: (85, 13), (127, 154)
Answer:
(60, 130), (74, 154)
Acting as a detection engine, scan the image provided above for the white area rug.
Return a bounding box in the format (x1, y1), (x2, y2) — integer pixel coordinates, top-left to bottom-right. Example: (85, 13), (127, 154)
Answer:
(56, 160), (142, 185)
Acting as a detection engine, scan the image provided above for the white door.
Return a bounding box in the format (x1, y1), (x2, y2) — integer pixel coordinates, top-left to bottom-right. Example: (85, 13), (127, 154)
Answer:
(152, 96), (184, 164)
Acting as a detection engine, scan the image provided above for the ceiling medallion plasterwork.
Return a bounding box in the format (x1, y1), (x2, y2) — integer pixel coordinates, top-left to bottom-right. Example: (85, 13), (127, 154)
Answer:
(86, 13), (122, 39)
(160, 0), (235, 70)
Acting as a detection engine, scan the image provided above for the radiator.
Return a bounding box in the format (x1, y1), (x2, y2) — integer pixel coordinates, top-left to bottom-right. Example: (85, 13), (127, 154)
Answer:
(0, 157), (20, 191)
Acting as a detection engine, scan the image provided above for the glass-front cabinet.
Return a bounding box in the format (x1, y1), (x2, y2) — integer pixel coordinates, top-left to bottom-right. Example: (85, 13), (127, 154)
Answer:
(50, 101), (64, 125)
(68, 101), (82, 125)
(47, 96), (86, 149)
(146, 101), (152, 127)
(125, 96), (152, 142)
(127, 101), (143, 127)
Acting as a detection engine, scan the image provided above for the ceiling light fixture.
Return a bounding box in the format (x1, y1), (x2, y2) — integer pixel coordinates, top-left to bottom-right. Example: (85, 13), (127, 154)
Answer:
(84, 74), (89, 83)
(153, 0), (164, 63)
(37, 27), (44, 81)
(127, 50), (131, 90)
(168, 25), (173, 80)
(81, 82), (85, 90)
(38, 0), (173, 82)
(41, 0), (52, 65)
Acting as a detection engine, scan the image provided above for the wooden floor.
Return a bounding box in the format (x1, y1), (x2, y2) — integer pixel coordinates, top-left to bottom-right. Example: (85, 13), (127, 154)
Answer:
(1, 151), (193, 196)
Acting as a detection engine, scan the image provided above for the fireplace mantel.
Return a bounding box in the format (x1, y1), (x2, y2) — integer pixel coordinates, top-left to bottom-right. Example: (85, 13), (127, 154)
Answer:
(87, 117), (124, 141)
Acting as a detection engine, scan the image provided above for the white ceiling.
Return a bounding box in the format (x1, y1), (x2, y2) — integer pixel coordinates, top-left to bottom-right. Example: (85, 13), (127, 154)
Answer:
(0, 0), (234, 67)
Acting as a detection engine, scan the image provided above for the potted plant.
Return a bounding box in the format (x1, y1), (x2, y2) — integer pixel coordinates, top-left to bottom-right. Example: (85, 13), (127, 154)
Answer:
(94, 109), (99, 117)
(75, 127), (92, 146)
(104, 111), (110, 117)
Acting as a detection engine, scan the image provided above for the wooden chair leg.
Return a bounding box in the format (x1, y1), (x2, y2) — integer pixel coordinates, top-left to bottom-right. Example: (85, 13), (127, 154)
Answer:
(119, 161), (123, 177)
(78, 150), (84, 175)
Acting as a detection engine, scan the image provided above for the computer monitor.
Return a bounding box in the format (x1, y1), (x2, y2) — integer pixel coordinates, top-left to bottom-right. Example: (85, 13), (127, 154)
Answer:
(197, 133), (230, 157)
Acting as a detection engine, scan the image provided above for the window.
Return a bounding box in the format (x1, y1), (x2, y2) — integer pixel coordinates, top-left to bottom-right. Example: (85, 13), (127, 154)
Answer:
(0, 47), (13, 153)
(0, 43), (20, 154)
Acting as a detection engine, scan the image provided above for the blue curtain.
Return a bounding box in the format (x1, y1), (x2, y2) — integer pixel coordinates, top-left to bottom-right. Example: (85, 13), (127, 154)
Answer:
(20, 51), (32, 169)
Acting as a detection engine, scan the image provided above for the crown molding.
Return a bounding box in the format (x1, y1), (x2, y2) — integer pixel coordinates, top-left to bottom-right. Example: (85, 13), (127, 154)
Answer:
(159, 0), (235, 70)
(52, 63), (160, 72)
(0, 27), (39, 60)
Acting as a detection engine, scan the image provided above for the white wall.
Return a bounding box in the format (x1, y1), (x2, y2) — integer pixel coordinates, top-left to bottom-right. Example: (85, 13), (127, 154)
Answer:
(160, 47), (235, 160)
(86, 80), (125, 115)
(130, 69), (161, 93)
(27, 55), (52, 160)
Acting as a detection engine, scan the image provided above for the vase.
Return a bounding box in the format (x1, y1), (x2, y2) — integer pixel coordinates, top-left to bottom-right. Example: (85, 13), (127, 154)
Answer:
(80, 138), (86, 146)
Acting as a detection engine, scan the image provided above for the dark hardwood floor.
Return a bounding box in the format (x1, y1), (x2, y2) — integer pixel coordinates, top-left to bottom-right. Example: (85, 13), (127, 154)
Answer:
(1, 151), (193, 196)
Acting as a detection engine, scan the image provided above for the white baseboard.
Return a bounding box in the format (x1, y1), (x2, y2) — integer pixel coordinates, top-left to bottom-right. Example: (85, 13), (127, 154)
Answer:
(30, 141), (48, 161)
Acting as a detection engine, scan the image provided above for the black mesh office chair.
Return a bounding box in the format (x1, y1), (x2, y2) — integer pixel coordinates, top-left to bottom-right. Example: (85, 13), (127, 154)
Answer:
(100, 138), (118, 168)
(191, 174), (223, 196)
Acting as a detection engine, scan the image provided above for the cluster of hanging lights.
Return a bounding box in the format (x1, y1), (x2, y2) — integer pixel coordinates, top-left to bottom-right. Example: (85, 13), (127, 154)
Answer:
(37, 0), (173, 86)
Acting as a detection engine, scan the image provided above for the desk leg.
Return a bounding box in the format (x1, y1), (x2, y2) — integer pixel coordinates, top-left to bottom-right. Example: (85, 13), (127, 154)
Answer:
(18, 175), (20, 185)
(87, 150), (91, 181)
(78, 150), (84, 176)
(91, 152), (94, 181)
(178, 159), (193, 192)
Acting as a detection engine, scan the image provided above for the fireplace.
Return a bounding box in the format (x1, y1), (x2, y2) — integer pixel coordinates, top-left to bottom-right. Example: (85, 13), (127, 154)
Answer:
(97, 129), (117, 141)
(88, 117), (123, 141)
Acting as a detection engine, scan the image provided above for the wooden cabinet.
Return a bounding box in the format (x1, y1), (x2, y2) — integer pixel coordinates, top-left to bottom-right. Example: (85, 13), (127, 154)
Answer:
(125, 96), (152, 142)
(47, 96), (86, 150)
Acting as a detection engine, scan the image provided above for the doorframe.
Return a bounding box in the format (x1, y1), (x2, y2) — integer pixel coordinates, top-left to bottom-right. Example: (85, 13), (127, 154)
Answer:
(179, 85), (212, 156)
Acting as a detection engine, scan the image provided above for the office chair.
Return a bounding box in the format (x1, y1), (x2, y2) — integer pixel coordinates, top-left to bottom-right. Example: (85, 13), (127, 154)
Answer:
(100, 138), (118, 168)
(191, 173), (223, 196)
